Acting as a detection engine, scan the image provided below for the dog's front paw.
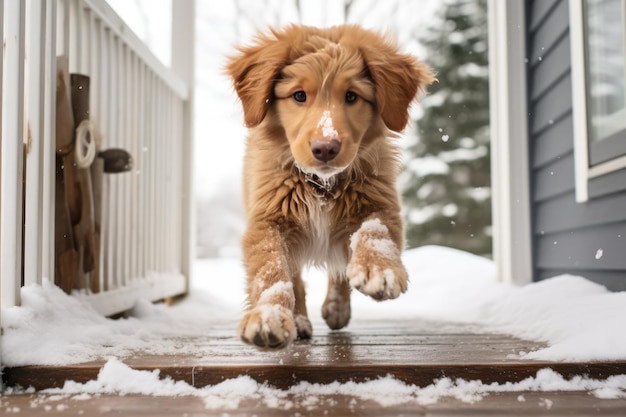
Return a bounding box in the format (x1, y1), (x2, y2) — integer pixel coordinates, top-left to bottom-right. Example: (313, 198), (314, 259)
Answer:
(239, 305), (297, 349)
(347, 219), (408, 301)
(347, 260), (408, 300)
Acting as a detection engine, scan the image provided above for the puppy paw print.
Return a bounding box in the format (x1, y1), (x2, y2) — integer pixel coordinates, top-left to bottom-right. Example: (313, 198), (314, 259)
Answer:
(347, 219), (408, 301)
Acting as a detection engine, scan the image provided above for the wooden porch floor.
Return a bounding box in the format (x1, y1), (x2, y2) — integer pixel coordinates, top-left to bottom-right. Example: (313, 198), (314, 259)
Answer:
(3, 318), (626, 415)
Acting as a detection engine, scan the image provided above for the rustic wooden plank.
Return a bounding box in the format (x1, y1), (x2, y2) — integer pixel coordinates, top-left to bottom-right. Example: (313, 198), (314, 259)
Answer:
(5, 318), (626, 392)
(3, 389), (626, 416)
(7, 360), (626, 392)
(169, 362), (626, 389)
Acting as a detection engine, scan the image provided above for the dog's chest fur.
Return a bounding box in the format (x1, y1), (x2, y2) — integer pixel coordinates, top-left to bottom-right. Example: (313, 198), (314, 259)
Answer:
(274, 169), (354, 278)
(266, 166), (369, 279)
(303, 195), (348, 279)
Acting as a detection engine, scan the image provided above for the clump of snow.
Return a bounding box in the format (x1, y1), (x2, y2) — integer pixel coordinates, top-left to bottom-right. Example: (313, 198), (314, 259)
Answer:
(1, 262), (242, 366)
(349, 218), (398, 259)
(257, 303), (292, 334)
(258, 280), (294, 305)
(352, 217), (389, 236)
(54, 358), (195, 397)
(317, 110), (338, 139)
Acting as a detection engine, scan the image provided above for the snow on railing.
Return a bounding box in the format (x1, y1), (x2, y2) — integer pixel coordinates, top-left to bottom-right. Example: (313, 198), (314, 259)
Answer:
(1, 0), (194, 316)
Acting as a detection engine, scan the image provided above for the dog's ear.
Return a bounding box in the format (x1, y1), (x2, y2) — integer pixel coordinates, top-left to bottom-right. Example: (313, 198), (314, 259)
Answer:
(356, 31), (435, 132)
(226, 30), (293, 128)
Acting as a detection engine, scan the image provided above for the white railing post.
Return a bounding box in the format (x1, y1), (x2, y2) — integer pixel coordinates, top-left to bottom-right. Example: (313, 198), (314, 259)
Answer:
(171, 0), (195, 292)
(42, 0), (58, 285)
(23, 0), (57, 287)
(1, 0), (26, 308)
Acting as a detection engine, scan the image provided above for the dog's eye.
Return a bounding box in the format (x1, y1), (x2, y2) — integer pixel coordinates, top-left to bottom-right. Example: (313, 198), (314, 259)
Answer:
(345, 91), (358, 104)
(293, 91), (307, 103)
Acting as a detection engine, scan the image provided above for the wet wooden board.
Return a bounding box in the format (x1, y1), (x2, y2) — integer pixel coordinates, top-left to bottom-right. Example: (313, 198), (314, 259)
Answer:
(3, 391), (626, 416)
(4, 318), (626, 391)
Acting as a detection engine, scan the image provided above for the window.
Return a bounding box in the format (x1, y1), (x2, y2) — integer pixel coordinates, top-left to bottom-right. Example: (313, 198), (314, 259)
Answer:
(571, 0), (626, 202)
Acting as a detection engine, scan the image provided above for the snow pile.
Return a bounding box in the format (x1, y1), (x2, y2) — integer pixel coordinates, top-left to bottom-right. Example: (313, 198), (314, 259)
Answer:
(349, 246), (626, 362)
(1, 272), (241, 366)
(40, 359), (626, 409)
(361, 246), (626, 361)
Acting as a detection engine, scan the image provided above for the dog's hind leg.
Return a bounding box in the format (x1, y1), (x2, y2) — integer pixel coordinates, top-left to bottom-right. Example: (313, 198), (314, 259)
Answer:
(322, 276), (351, 330)
(292, 271), (313, 339)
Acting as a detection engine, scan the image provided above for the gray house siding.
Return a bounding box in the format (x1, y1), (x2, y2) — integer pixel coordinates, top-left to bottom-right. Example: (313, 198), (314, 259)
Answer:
(526, 0), (626, 291)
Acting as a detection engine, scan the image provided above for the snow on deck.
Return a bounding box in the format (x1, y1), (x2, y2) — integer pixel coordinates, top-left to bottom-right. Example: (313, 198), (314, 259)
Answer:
(2, 245), (626, 410)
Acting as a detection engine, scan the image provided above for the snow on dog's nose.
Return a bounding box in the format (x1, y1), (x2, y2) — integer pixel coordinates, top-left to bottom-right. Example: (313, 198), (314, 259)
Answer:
(317, 110), (338, 139)
(311, 110), (341, 162)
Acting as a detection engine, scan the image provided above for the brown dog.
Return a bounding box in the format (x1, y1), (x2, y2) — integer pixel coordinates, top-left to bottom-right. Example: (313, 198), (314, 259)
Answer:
(227, 24), (433, 349)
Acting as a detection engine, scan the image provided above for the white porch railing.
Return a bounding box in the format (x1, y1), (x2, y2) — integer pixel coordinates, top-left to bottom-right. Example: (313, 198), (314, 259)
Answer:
(1, 0), (194, 316)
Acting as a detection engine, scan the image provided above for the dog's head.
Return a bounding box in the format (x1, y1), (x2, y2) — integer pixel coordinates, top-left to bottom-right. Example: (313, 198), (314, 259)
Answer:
(227, 25), (434, 179)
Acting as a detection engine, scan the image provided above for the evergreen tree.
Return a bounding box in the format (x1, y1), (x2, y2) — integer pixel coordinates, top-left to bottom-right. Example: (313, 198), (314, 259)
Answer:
(402, 0), (491, 255)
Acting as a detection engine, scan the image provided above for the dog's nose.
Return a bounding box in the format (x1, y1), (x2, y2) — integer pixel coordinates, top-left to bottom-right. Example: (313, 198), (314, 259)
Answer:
(311, 139), (341, 162)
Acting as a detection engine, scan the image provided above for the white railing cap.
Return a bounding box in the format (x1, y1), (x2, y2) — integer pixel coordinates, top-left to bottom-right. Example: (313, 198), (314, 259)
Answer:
(84, 0), (189, 100)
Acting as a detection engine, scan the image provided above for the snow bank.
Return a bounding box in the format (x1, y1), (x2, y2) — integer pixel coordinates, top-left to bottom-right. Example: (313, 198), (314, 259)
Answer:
(348, 246), (626, 361)
(1, 271), (240, 366)
(39, 359), (626, 409)
(370, 246), (626, 361)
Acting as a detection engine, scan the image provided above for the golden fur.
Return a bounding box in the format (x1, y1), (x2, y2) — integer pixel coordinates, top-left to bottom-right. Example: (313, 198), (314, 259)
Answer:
(227, 24), (434, 349)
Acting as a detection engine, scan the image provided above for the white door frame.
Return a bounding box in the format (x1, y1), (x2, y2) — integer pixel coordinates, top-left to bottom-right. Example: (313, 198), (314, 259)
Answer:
(487, 0), (533, 285)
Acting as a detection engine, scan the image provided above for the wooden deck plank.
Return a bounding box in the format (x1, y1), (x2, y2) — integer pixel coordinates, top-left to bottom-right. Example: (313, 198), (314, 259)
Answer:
(3, 391), (626, 416)
(7, 361), (626, 392)
(4, 318), (626, 393)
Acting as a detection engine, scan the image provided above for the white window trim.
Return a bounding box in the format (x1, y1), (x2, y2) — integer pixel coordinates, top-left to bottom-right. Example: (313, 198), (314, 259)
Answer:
(488, 0), (533, 285)
(570, 0), (626, 202)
